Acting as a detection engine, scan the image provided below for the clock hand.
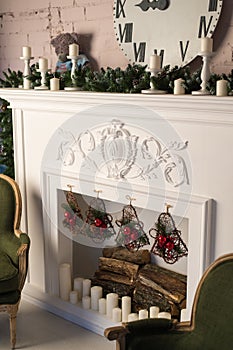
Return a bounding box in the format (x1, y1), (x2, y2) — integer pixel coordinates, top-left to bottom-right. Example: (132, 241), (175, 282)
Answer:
(136, 0), (170, 12)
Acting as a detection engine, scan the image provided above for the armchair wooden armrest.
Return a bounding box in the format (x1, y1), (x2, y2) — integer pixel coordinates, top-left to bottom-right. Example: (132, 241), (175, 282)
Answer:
(104, 325), (129, 350)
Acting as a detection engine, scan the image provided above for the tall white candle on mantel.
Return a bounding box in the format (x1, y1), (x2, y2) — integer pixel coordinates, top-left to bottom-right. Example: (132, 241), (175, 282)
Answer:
(122, 296), (131, 322)
(91, 286), (103, 310)
(149, 54), (161, 69)
(39, 57), (48, 71)
(74, 277), (84, 300)
(216, 79), (228, 96)
(174, 78), (185, 95)
(82, 279), (91, 297)
(69, 43), (79, 57)
(106, 293), (118, 318)
(22, 46), (31, 58)
(59, 263), (72, 301)
(200, 37), (213, 53)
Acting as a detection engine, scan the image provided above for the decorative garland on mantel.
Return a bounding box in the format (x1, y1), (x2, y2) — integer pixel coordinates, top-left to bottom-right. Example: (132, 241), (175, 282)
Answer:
(1, 63), (233, 95)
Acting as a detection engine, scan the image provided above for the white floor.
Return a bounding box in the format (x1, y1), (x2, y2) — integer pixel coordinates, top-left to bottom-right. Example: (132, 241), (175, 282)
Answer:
(0, 299), (116, 350)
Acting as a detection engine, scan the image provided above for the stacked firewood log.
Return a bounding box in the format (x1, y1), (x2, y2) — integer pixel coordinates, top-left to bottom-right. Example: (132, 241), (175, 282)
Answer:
(91, 247), (187, 318)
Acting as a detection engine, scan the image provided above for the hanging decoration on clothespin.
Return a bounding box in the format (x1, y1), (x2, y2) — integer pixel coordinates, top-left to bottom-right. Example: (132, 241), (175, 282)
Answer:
(115, 196), (149, 251)
(149, 204), (188, 264)
(62, 184), (84, 235)
(83, 190), (116, 243)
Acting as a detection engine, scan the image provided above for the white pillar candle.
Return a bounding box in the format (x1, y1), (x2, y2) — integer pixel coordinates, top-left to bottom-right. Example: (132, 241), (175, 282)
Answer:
(91, 286), (103, 310)
(22, 46), (31, 58)
(128, 313), (139, 322)
(216, 79), (228, 97)
(82, 279), (91, 297)
(50, 77), (60, 91)
(139, 309), (148, 320)
(23, 78), (31, 90)
(174, 78), (185, 95)
(98, 298), (106, 314)
(112, 307), (122, 322)
(69, 43), (79, 57)
(201, 37), (213, 53)
(158, 311), (172, 320)
(150, 306), (160, 318)
(74, 277), (84, 301)
(82, 295), (91, 309)
(122, 296), (131, 322)
(69, 290), (78, 304)
(39, 57), (48, 71)
(106, 293), (118, 318)
(59, 263), (72, 301)
(149, 54), (161, 69)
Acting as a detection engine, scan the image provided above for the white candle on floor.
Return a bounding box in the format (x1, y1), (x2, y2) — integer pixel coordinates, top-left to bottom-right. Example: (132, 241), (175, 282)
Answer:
(91, 286), (103, 310)
(98, 298), (106, 314)
(139, 309), (148, 320)
(128, 313), (139, 322)
(59, 263), (72, 301)
(150, 306), (160, 318)
(82, 296), (91, 309)
(122, 296), (131, 322)
(158, 311), (171, 320)
(106, 293), (118, 318)
(70, 290), (78, 304)
(74, 277), (84, 301)
(83, 279), (91, 297)
(112, 307), (122, 322)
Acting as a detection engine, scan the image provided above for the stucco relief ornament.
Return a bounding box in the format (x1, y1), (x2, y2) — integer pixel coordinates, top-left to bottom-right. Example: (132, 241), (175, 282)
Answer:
(57, 119), (189, 188)
(100, 119), (138, 178)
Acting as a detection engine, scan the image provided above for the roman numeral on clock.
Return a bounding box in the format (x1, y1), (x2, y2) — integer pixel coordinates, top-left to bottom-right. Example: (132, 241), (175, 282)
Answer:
(115, 0), (127, 18)
(134, 42), (146, 62)
(118, 23), (133, 43)
(180, 41), (190, 62)
(198, 15), (213, 37)
(208, 0), (218, 11)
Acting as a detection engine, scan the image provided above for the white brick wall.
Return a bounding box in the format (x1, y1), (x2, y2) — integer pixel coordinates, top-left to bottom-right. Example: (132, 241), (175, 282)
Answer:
(0, 0), (232, 75)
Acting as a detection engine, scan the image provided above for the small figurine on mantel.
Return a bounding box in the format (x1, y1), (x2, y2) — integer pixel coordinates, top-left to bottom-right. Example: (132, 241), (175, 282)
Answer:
(51, 32), (89, 73)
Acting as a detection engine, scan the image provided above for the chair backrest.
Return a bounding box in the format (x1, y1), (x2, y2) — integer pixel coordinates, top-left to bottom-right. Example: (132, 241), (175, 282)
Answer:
(0, 174), (21, 234)
(191, 254), (233, 348)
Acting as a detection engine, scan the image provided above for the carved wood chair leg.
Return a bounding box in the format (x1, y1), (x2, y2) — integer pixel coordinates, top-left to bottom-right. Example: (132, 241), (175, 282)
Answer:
(9, 314), (17, 349)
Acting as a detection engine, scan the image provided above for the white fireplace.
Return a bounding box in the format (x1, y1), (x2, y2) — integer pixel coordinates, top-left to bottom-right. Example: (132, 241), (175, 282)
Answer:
(0, 89), (232, 335)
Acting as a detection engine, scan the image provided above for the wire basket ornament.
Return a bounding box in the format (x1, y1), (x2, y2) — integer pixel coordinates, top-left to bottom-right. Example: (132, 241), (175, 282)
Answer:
(116, 196), (149, 251)
(61, 185), (84, 235)
(149, 204), (188, 264)
(82, 190), (116, 243)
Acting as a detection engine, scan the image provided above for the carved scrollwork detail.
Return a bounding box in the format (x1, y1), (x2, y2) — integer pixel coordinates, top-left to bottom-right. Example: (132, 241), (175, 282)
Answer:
(57, 119), (189, 188)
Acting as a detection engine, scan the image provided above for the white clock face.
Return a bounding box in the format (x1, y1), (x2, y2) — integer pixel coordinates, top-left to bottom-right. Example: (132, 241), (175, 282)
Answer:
(113, 0), (223, 67)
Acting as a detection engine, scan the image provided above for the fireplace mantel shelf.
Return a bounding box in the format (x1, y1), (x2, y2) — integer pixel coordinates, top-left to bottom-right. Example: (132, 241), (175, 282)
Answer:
(1, 88), (233, 126)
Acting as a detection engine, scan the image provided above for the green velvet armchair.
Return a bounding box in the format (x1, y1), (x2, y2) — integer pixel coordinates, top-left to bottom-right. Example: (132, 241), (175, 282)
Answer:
(105, 253), (233, 350)
(0, 174), (30, 349)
